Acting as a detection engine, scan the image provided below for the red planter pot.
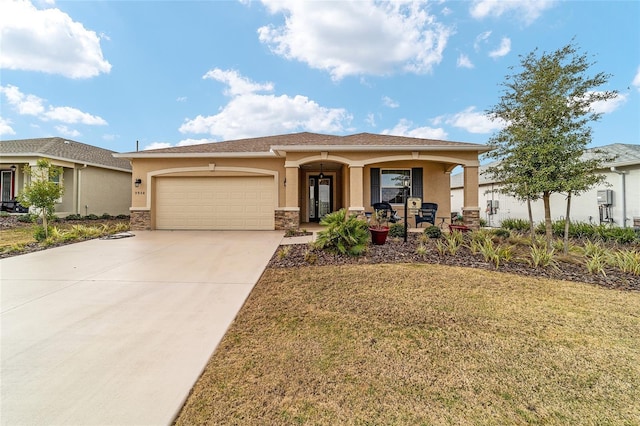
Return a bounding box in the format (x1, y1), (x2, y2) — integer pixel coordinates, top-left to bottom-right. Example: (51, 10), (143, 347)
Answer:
(370, 227), (389, 245)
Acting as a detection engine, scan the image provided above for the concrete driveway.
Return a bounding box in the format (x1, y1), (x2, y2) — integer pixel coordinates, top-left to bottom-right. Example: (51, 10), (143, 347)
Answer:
(1, 230), (283, 425)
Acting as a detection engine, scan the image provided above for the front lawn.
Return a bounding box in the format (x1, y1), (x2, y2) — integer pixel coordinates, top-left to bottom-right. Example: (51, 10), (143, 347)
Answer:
(175, 264), (640, 425)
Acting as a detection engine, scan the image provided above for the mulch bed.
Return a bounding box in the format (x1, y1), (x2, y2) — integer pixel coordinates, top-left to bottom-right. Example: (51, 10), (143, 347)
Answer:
(270, 233), (640, 292)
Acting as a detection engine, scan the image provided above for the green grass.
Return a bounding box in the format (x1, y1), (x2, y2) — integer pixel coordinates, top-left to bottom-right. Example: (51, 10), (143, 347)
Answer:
(175, 264), (640, 425)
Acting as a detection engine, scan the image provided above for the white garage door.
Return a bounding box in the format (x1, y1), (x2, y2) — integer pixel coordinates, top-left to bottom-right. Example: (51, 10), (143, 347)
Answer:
(156, 176), (275, 230)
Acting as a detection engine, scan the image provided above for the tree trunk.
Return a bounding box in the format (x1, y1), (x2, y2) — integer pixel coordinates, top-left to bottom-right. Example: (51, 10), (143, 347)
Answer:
(564, 192), (572, 255)
(543, 191), (552, 250)
(42, 210), (48, 239)
(527, 198), (535, 240)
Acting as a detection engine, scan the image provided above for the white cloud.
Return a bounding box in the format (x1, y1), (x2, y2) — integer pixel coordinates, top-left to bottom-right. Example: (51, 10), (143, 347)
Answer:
(256, 0), (453, 80)
(382, 96), (399, 108)
(180, 69), (352, 140)
(382, 118), (448, 140)
(632, 66), (640, 92)
(0, 117), (16, 135)
(44, 106), (107, 125)
(0, 85), (45, 115)
(176, 96), (187, 102)
(489, 37), (511, 58)
(204, 68), (273, 96)
(474, 31), (492, 51)
(0, 0), (111, 78)
(589, 92), (628, 114)
(457, 54), (474, 69)
(470, 0), (555, 25)
(437, 106), (504, 134)
(365, 113), (376, 127)
(144, 142), (173, 151)
(0, 84), (108, 126)
(54, 125), (81, 137)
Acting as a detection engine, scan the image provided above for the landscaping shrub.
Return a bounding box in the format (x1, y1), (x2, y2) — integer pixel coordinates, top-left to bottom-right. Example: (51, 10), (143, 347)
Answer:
(314, 209), (369, 256)
(84, 214), (99, 220)
(100, 213), (112, 220)
(500, 218), (529, 232)
(389, 223), (405, 238)
(18, 213), (37, 223)
(65, 214), (82, 221)
(115, 214), (130, 220)
(492, 228), (511, 239)
(33, 225), (53, 242)
(423, 225), (441, 239)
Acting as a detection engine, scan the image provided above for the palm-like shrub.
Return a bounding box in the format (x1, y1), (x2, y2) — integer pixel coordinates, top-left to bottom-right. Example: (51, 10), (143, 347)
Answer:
(314, 209), (369, 256)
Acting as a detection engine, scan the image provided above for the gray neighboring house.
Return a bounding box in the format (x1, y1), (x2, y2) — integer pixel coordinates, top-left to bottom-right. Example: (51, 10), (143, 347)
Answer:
(0, 137), (132, 217)
(451, 143), (640, 228)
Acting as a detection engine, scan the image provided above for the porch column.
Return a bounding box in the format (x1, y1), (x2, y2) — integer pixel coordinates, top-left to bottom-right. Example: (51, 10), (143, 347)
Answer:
(462, 165), (480, 229)
(285, 166), (299, 208)
(348, 165), (365, 217)
(275, 165), (300, 231)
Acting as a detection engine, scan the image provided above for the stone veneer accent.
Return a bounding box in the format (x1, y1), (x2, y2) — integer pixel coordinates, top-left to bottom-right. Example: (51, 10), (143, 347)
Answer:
(130, 210), (151, 231)
(275, 209), (300, 231)
(462, 208), (480, 230)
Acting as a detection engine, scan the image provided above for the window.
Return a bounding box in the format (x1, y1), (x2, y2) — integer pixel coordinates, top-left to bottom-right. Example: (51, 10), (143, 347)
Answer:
(381, 169), (411, 204)
(50, 172), (63, 203)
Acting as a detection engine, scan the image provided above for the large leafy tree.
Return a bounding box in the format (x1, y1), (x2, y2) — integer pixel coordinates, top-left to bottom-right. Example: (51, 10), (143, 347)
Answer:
(484, 42), (617, 248)
(17, 158), (65, 238)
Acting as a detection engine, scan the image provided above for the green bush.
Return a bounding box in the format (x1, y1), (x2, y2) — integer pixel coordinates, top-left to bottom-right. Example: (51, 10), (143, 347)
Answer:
(115, 214), (130, 220)
(100, 213), (112, 219)
(84, 214), (99, 220)
(423, 225), (442, 239)
(493, 228), (511, 239)
(65, 214), (83, 221)
(479, 218), (488, 227)
(389, 223), (406, 238)
(17, 213), (38, 223)
(314, 209), (369, 256)
(33, 225), (53, 242)
(500, 218), (529, 232)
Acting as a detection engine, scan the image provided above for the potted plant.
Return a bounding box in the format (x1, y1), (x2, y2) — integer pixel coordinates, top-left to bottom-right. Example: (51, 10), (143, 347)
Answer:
(369, 208), (390, 245)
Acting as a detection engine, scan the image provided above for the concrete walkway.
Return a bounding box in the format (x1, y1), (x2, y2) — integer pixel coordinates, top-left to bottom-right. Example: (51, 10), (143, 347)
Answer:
(0, 231), (283, 426)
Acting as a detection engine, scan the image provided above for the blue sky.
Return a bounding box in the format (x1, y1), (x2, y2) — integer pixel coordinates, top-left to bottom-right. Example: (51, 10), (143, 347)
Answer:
(1, 0), (638, 153)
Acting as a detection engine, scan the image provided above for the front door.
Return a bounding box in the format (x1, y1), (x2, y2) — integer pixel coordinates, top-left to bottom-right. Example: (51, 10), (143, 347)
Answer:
(309, 175), (333, 222)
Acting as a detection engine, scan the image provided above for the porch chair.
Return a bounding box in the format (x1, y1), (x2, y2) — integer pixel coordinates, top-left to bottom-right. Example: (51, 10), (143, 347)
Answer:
(372, 202), (401, 224)
(415, 202), (438, 227)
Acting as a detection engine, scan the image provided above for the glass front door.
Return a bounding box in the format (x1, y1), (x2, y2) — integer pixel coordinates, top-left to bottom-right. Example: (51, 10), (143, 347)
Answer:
(309, 175), (333, 222)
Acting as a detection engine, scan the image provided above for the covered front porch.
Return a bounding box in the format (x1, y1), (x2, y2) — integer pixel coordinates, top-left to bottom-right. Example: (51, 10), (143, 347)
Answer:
(275, 150), (481, 231)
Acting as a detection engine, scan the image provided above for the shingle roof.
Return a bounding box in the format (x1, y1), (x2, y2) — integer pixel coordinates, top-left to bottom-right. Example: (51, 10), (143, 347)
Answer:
(0, 137), (131, 171)
(131, 132), (487, 154)
(450, 143), (640, 188)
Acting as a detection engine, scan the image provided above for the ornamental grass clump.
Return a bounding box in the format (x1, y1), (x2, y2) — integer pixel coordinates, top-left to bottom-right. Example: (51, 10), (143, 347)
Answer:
(314, 209), (369, 256)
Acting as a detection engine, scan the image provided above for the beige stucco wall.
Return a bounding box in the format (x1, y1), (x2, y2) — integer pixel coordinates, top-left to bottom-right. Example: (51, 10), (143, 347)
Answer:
(78, 166), (132, 216)
(129, 148), (480, 227)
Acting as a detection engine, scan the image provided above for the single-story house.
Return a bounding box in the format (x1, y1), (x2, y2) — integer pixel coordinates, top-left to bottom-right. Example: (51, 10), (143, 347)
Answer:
(0, 137), (132, 217)
(450, 143), (640, 228)
(114, 132), (490, 231)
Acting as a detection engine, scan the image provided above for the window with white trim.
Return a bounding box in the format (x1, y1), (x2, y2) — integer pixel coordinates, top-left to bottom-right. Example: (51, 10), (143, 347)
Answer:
(381, 169), (411, 204)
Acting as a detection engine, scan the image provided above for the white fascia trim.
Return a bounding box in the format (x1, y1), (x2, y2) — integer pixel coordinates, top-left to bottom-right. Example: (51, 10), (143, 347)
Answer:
(114, 151), (276, 159)
(275, 207), (301, 212)
(271, 145), (491, 154)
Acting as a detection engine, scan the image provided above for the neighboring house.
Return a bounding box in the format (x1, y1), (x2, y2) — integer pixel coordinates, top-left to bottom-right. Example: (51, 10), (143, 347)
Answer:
(114, 132), (490, 231)
(450, 143), (640, 228)
(0, 137), (132, 217)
